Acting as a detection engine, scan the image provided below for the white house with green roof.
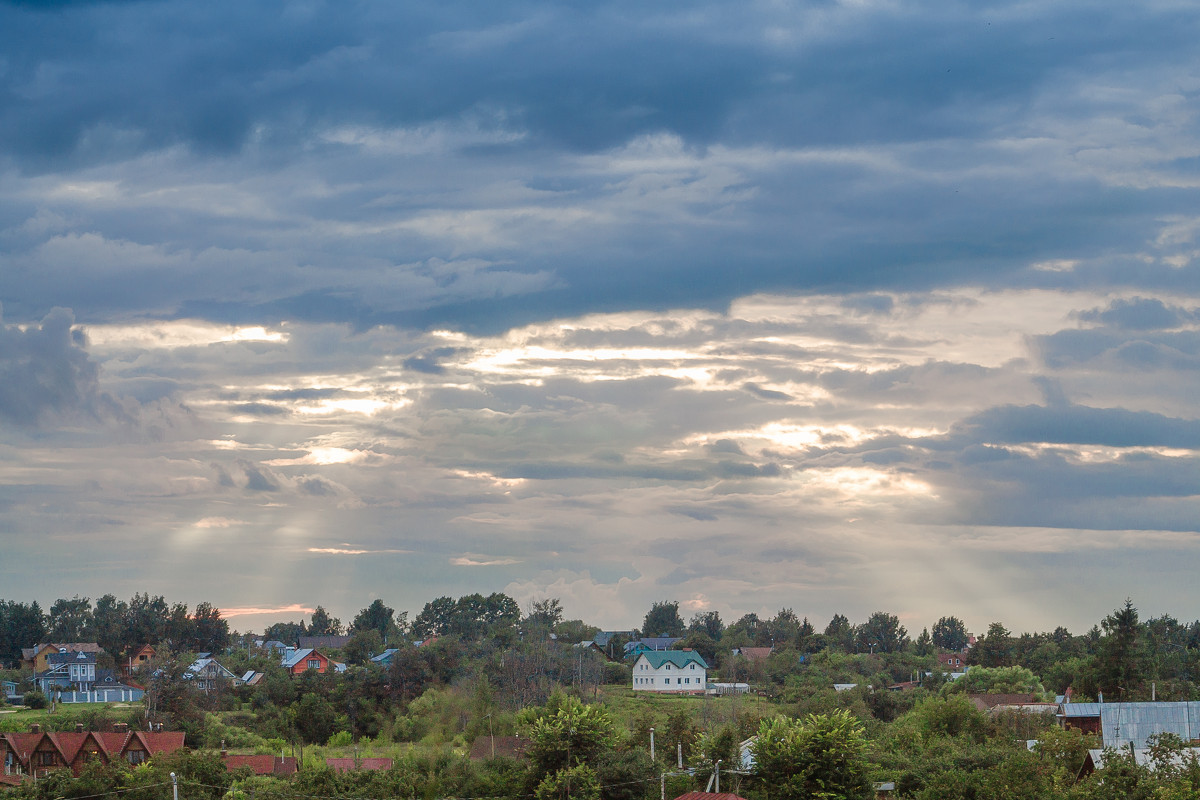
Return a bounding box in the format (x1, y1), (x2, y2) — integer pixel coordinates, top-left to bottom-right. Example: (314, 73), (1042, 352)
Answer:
(631, 650), (708, 693)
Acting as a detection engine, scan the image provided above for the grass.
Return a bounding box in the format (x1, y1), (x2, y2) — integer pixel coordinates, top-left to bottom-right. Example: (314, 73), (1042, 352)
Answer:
(0, 702), (141, 732)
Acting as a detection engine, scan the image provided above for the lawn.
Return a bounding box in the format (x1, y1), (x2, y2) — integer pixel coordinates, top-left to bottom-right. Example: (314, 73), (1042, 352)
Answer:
(0, 702), (143, 733)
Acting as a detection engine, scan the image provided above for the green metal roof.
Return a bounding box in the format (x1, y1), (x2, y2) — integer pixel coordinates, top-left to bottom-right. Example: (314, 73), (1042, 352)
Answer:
(637, 650), (709, 669)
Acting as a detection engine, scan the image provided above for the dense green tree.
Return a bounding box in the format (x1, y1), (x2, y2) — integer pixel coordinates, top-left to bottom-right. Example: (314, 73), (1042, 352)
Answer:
(642, 601), (684, 637)
(680, 630), (718, 665)
(0, 599), (46, 665)
(751, 710), (872, 800)
(413, 596), (458, 637)
(1097, 599), (1143, 700)
(946, 665), (1044, 696)
(824, 613), (855, 652)
(725, 613), (761, 643)
(46, 596), (94, 642)
(93, 594), (128, 655)
(535, 764), (601, 800)
(855, 611), (908, 654)
(971, 622), (1016, 667)
(263, 620), (306, 645)
(351, 599), (396, 639)
(594, 749), (657, 800)
(526, 694), (619, 779)
(344, 629), (384, 665)
(526, 598), (565, 628)
(689, 610), (724, 640)
(294, 691), (338, 744)
(914, 628), (934, 656)
(309, 605), (343, 636)
(932, 615), (971, 651)
(191, 602), (230, 653)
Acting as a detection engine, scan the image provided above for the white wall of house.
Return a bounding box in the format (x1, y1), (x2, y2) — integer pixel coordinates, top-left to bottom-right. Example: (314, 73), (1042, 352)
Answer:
(631, 655), (706, 692)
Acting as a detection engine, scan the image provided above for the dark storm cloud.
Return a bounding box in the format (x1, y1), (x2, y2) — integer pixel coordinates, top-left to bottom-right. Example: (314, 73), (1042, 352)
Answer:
(0, 306), (120, 426)
(1, 1), (1198, 331)
(958, 404), (1200, 448)
(1077, 297), (1197, 330)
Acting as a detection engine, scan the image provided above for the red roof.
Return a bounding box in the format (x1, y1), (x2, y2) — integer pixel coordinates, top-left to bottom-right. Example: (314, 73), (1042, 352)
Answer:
(326, 758), (393, 772)
(223, 755), (299, 775)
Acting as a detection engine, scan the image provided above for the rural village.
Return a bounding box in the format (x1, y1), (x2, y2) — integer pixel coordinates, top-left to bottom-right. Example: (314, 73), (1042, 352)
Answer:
(0, 595), (1198, 799)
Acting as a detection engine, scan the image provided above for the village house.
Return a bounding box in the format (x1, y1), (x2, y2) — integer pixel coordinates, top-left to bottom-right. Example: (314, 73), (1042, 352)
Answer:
(34, 650), (98, 693)
(0, 724), (184, 780)
(280, 647), (345, 676)
(731, 647), (774, 662)
(222, 753), (299, 776)
(123, 644), (156, 677)
(185, 655), (241, 691)
(21, 643), (103, 674)
(632, 650), (708, 693)
(624, 637), (683, 659)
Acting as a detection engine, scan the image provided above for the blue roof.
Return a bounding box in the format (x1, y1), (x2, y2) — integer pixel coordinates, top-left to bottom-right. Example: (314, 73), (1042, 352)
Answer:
(282, 648), (315, 669)
(1099, 702), (1200, 749)
(1060, 702), (1102, 717)
(636, 650), (709, 669)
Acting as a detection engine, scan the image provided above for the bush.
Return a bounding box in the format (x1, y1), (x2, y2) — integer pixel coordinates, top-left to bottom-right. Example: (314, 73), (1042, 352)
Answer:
(24, 690), (47, 709)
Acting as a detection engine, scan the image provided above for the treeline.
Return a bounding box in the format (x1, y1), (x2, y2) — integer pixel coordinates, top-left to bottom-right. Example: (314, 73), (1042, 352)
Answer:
(0, 594), (229, 665)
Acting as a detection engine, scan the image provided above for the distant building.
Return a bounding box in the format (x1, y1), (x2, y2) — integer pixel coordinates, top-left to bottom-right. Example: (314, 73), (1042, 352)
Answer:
(0, 725), (184, 780)
(632, 651), (708, 693)
(222, 754), (299, 776)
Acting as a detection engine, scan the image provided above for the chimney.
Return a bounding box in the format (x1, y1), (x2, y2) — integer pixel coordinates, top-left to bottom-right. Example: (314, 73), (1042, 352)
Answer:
(114, 723), (128, 733)
(220, 739), (227, 759)
(76, 723), (85, 733)
(30, 724), (40, 734)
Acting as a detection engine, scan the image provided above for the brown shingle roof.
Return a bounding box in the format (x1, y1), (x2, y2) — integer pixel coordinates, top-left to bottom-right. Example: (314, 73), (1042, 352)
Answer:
(968, 693), (1039, 711)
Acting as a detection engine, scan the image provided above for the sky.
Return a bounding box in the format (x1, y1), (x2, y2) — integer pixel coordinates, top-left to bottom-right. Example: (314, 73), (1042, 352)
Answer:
(2, 0), (1200, 637)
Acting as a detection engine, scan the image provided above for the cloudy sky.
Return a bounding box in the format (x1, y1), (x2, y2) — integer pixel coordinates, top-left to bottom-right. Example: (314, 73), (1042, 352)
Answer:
(2, 0), (1200, 636)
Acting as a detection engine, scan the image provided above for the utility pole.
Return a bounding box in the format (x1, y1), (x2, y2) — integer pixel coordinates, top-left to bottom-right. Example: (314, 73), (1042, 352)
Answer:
(649, 727), (655, 761)
(715, 760), (722, 793)
(171, 772), (178, 800)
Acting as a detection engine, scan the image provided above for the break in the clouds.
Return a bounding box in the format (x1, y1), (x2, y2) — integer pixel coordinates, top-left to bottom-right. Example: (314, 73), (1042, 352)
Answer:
(1, 0), (1200, 633)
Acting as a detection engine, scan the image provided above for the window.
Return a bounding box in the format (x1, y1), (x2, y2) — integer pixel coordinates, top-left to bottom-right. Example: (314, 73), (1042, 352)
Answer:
(39, 752), (55, 766)
(126, 750), (146, 765)
(307, 659), (321, 670)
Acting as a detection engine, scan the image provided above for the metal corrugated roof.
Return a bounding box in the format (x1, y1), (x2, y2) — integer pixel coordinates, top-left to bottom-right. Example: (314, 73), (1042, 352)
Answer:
(1099, 702), (1200, 749)
(1060, 702), (1102, 717)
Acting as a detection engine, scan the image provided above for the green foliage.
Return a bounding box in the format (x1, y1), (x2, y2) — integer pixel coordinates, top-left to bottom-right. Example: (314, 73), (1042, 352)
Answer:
(535, 764), (602, 800)
(526, 693), (619, 779)
(751, 710), (872, 800)
(642, 601), (684, 638)
(908, 694), (987, 741)
(689, 611), (724, 640)
(594, 749), (656, 800)
(351, 599), (397, 640)
(932, 616), (971, 652)
(971, 623), (1015, 668)
(854, 611), (908, 654)
(945, 665), (1044, 696)
(23, 690), (47, 709)
(527, 598), (565, 628)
